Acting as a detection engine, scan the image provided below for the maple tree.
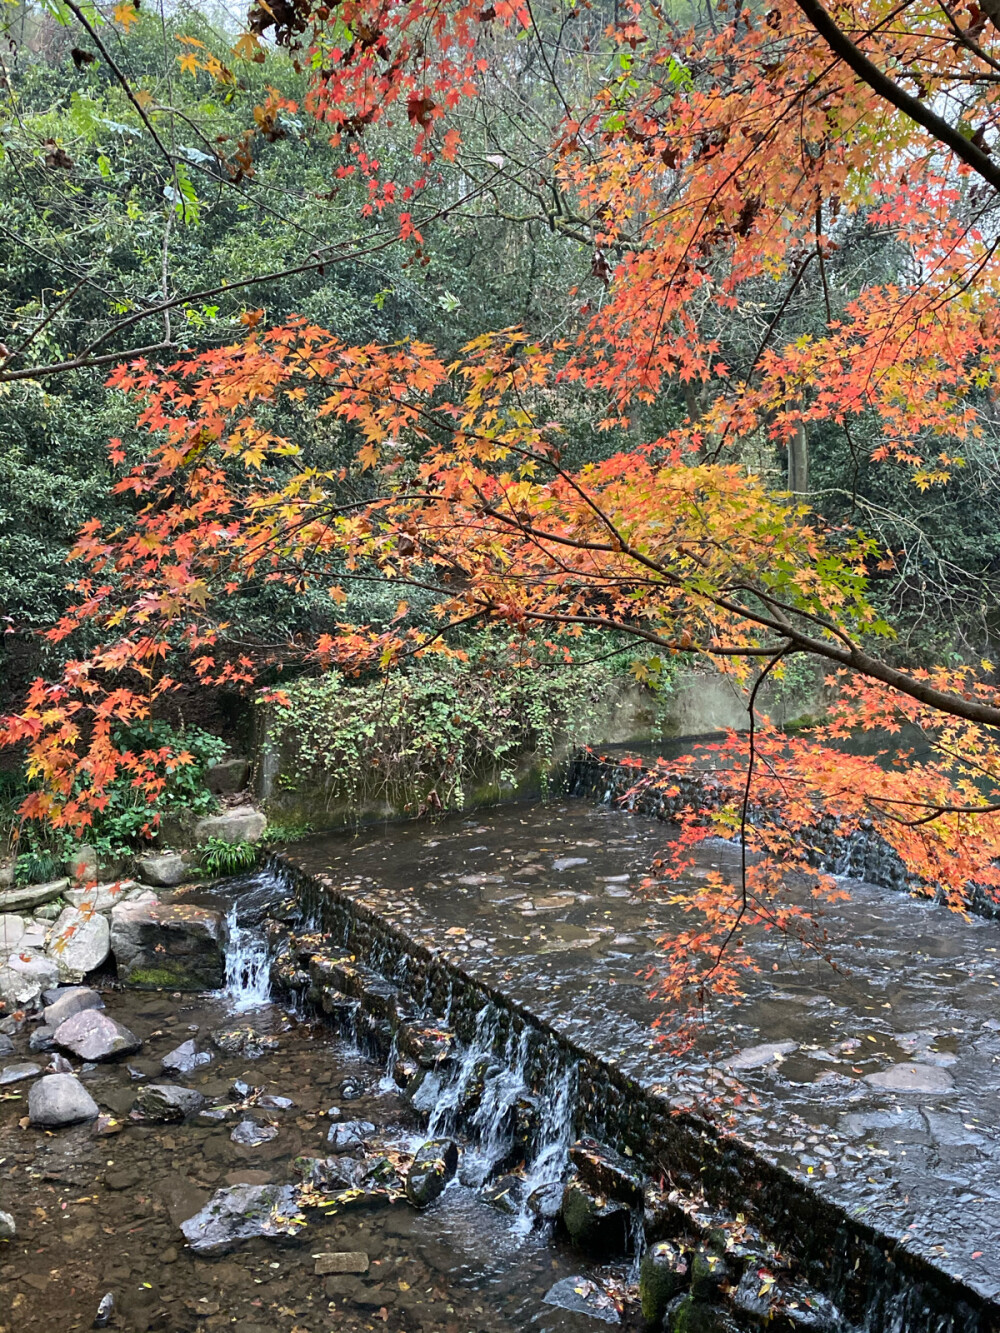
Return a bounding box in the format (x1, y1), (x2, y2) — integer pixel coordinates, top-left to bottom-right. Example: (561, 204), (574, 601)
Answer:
(4, 0), (1000, 1017)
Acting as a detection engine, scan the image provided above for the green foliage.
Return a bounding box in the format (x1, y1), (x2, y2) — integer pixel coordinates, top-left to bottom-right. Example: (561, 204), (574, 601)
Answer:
(13, 848), (62, 886)
(263, 819), (314, 845)
(265, 633), (632, 820)
(200, 837), (259, 877)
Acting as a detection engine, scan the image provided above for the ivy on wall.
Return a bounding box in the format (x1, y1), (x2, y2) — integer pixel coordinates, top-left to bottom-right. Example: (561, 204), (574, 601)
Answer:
(263, 635), (654, 819)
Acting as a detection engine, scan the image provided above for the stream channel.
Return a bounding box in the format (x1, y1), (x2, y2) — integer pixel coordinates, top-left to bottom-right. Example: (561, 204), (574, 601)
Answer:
(3, 764), (1000, 1332)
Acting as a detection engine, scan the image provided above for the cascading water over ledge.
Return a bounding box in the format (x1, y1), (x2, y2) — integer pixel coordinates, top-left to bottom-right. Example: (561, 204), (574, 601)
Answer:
(243, 826), (1000, 1333)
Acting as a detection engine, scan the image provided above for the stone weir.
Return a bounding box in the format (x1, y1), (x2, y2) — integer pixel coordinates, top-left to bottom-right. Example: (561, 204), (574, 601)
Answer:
(258, 833), (1000, 1333)
(568, 748), (1000, 921)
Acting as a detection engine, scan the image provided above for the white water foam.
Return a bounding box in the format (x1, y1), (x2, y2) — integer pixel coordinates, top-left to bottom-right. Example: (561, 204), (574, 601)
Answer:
(223, 902), (272, 1011)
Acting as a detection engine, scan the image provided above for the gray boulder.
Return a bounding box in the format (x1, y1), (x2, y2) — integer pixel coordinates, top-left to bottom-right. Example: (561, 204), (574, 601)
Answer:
(0, 952), (61, 1007)
(326, 1119), (375, 1153)
(46, 907), (111, 982)
(0, 1061), (41, 1086)
(179, 1183), (300, 1254)
(0, 914), (25, 955)
(193, 806), (266, 846)
(28, 1072), (99, 1126)
(135, 853), (188, 888)
(405, 1138), (458, 1208)
(133, 1083), (206, 1121)
(111, 900), (224, 990)
(206, 758), (249, 795)
(44, 986), (104, 1028)
(64, 881), (137, 914)
(65, 845), (99, 885)
(54, 1008), (141, 1061)
(543, 1277), (621, 1324)
(0, 879), (69, 913)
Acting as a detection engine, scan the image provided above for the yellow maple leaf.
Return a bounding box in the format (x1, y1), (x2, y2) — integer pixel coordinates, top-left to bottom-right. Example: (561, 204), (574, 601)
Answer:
(113, 2), (140, 29)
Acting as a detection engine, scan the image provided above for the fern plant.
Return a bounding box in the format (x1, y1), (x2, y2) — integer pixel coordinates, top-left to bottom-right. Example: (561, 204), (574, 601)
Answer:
(200, 838), (258, 877)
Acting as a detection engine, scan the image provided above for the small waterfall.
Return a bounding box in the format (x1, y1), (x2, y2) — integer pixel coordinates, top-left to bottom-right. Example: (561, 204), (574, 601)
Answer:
(470, 1025), (533, 1167)
(223, 902), (272, 1011)
(515, 1057), (578, 1227)
(427, 1005), (502, 1138)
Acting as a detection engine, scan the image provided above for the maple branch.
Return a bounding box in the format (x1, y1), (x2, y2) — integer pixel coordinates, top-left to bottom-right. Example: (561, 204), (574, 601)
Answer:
(792, 0), (1000, 192)
(64, 1), (176, 175)
(0, 342), (176, 383)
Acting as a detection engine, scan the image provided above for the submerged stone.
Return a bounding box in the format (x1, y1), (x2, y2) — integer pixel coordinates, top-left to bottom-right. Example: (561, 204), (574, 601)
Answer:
(723, 1041), (798, 1071)
(179, 1183), (300, 1254)
(863, 1062), (955, 1093)
(232, 1119), (279, 1146)
(211, 1025), (279, 1058)
(405, 1138), (459, 1207)
(133, 1084), (206, 1121)
(542, 1276), (620, 1324)
(326, 1119), (375, 1153)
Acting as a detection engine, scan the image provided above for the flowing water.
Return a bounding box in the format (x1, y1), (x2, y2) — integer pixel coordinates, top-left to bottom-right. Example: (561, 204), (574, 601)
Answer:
(0, 872), (631, 1333)
(4, 791), (1000, 1331)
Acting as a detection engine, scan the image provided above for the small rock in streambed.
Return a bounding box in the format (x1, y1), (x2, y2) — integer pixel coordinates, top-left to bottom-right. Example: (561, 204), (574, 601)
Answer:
(93, 1292), (114, 1328)
(864, 1063), (955, 1093)
(179, 1182), (301, 1254)
(722, 1041), (798, 1071)
(54, 1009), (141, 1062)
(405, 1138), (459, 1208)
(231, 1119), (279, 1146)
(0, 1209), (15, 1241)
(29, 1026), (57, 1053)
(0, 1060), (41, 1086)
(259, 1093), (294, 1109)
(43, 985), (104, 1029)
(161, 1038), (211, 1074)
(210, 1026), (278, 1058)
(0, 1035), (14, 1056)
(339, 1077), (363, 1101)
(327, 1119), (375, 1153)
(45, 1053), (74, 1074)
(560, 1177), (631, 1254)
(28, 1072), (99, 1127)
(314, 1251), (369, 1275)
(542, 1276), (620, 1325)
(482, 1173), (522, 1215)
(133, 1083), (206, 1121)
